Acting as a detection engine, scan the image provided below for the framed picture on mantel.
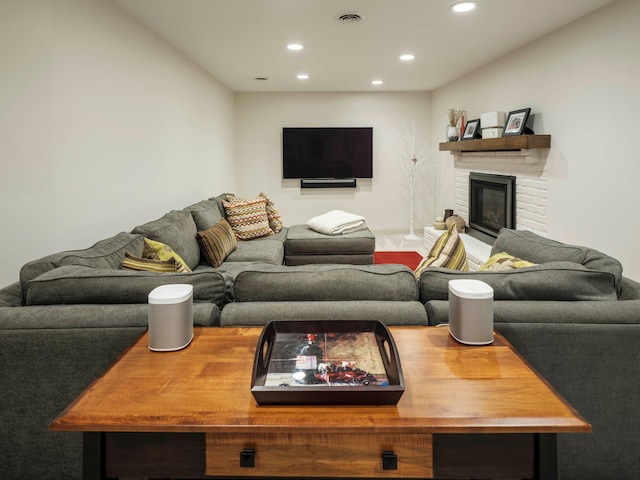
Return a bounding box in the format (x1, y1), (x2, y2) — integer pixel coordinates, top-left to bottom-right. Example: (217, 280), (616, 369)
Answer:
(502, 108), (531, 136)
(462, 119), (481, 140)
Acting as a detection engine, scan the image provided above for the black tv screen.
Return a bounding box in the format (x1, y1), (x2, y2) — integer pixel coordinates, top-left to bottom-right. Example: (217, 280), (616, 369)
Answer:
(282, 127), (373, 179)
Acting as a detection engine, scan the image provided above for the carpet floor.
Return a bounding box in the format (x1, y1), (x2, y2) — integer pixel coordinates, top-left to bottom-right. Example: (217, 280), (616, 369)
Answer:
(373, 251), (423, 270)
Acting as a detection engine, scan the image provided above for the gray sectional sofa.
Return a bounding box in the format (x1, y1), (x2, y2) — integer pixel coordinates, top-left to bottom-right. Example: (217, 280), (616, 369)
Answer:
(420, 229), (640, 480)
(0, 194), (425, 479)
(1, 193), (638, 479)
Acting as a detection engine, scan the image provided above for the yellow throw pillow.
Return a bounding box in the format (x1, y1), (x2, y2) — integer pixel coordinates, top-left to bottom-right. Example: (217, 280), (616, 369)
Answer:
(122, 252), (177, 273)
(142, 238), (192, 273)
(480, 252), (537, 272)
(414, 221), (469, 277)
(197, 219), (237, 268)
(223, 195), (274, 240)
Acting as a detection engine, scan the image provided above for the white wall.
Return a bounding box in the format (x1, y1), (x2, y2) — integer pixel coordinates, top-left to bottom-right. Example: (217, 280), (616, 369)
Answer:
(430, 0), (640, 281)
(0, 0), (235, 287)
(234, 92), (441, 233)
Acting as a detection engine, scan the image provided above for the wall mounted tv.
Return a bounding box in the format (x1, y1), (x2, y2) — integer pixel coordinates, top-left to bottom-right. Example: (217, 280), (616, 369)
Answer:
(282, 127), (373, 179)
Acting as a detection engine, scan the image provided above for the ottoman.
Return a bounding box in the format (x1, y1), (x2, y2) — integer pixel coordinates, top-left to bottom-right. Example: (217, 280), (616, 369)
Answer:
(284, 224), (375, 265)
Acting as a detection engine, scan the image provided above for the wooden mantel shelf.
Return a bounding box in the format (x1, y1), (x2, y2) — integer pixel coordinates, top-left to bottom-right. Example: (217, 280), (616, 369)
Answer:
(439, 134), (551, 153)
(439, 134), (551, 163)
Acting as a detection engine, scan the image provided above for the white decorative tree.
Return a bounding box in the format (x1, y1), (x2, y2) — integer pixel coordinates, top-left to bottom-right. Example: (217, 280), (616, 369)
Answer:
(388, 121), (437, 240)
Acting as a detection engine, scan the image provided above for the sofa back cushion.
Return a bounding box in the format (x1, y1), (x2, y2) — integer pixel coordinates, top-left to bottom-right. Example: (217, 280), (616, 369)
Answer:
(19, 232), (144, 303)
(418, 262), (618, 302)
(132, 210), (200, 270)
(184, 199), (223, 232)
(493, 229), (623, 288)
(233, 264), (419, 302)
(25, 265), (233, 307)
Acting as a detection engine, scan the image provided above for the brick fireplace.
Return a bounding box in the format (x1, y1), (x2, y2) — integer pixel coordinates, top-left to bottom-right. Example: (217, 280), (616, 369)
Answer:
(468, 172), (516, 244)
(424, 143), (550, 270)
(453, 151), (549, 238)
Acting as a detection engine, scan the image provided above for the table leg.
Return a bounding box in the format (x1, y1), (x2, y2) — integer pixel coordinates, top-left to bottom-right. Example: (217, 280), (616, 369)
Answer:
(83, 432), (106, 480)
(535, 433), (558, 480)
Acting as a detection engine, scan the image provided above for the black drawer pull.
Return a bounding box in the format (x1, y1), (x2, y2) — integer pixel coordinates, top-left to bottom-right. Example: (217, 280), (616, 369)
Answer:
(382, 450), (397, 470)
(240, 448), (255, 468)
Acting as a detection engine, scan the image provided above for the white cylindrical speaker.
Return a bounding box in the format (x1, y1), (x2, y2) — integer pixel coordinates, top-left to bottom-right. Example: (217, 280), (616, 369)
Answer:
(448, 279), (494, 345)
(148, 284), (194, 352)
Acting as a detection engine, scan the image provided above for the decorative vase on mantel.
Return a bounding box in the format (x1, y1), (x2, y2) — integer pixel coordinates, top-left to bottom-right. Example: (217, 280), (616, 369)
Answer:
(446, 125), (459, 142)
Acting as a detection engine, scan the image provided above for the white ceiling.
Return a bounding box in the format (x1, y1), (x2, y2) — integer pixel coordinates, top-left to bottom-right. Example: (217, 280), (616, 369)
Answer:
(112, 0), (616, 92)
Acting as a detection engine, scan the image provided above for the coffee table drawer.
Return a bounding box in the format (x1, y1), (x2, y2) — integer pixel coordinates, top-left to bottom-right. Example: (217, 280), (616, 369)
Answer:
(206, 432), (433, 478)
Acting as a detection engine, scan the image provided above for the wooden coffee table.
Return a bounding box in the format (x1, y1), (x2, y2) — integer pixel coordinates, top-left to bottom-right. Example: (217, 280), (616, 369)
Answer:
(50, 326), (590, 479)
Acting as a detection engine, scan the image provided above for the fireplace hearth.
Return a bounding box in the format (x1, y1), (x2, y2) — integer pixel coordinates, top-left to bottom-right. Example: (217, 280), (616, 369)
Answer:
(468, 172), (516, 244)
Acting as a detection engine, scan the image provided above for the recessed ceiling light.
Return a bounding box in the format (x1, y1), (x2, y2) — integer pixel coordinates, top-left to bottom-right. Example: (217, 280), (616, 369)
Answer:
(297, 74), (310, 80)
(399, 54), (415, 61)
(450, 2), (477, 13)
(287, 43), (304, 51)
(371, 80), (383, 86)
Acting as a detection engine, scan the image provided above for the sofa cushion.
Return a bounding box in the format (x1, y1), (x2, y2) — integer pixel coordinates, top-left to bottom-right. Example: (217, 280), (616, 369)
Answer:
(418, 261), (618, 302)
(414, 222), (469, 277)
(284, 224), (375, 255)
(493, 229), (623, 287)
(223, 240), (284, 264)
(185, 199), (223, 231)
(197, 219), (237, 268)
(132, 210), (200, 270)
(122, 252), (177, 273)
(142, 238), (191, 273)
(20, 232), (144, 301)
(223, 195), (274, 240)
(25, 265), (232, 307)
(233, 264), (419, 302)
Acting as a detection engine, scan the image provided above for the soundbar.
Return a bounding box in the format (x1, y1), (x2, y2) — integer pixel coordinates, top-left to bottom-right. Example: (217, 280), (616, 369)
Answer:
(300, 178), (357, 188)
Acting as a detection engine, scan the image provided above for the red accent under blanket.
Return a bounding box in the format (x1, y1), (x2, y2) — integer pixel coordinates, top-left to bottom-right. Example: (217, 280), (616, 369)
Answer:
(373, 251), (423, 270)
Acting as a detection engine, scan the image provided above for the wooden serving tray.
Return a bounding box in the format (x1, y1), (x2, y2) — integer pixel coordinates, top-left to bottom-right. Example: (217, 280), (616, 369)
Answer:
(251, 320), (405, 405)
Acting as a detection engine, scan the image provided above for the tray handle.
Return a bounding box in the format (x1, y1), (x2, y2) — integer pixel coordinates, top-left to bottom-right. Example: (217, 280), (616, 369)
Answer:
(253, 321), (275, 377)
(376, 322), (404, 386)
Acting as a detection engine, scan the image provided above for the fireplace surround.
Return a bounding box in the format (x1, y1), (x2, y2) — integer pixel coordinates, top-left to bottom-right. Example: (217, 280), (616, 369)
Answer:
(468, 172), (516, 244)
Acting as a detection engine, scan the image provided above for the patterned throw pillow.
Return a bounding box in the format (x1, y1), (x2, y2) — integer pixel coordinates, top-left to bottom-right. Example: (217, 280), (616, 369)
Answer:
(480, 252), (537, 272)
(197, 219), (237, 268)
(223, 195), (274, 240)
(141, 238), (192, 273)
(414, 222), (469, 277)
(258, 192), (283, 233)
(122, 252), (177, 273)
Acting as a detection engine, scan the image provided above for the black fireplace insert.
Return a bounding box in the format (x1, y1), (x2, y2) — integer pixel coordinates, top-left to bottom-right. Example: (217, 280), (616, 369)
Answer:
(468, 173), (516, 244)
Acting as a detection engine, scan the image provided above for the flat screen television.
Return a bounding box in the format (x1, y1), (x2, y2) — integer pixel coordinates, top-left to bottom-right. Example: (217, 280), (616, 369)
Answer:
(282, 127), (373, 179)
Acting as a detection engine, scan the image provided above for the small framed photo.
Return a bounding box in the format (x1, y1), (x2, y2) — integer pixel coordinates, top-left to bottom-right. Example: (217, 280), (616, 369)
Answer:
(502, 108), (531, 136)
(462, 119), (481, 140)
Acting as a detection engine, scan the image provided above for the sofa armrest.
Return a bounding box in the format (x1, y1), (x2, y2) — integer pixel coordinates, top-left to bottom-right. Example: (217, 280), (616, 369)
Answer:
(424, 299), (640, 326)
(0, 303), (220, 329)
(0, 282), (22, 307)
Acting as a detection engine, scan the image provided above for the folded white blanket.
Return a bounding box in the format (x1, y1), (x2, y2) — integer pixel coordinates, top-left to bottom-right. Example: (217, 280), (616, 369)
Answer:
(307, 210), (367, 235)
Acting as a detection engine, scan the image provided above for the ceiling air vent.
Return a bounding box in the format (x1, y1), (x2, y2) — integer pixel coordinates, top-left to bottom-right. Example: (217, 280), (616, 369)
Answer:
(335, 12), (363, 23)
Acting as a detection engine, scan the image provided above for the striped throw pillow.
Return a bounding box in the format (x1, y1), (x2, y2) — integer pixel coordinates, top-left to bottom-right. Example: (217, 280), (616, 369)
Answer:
(122, 252), (177, 273)
(223, 196), (274, 240)
(414, 221), (469, 277)
(197, 219), (237, 268)
(258, 192), (283, 233)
